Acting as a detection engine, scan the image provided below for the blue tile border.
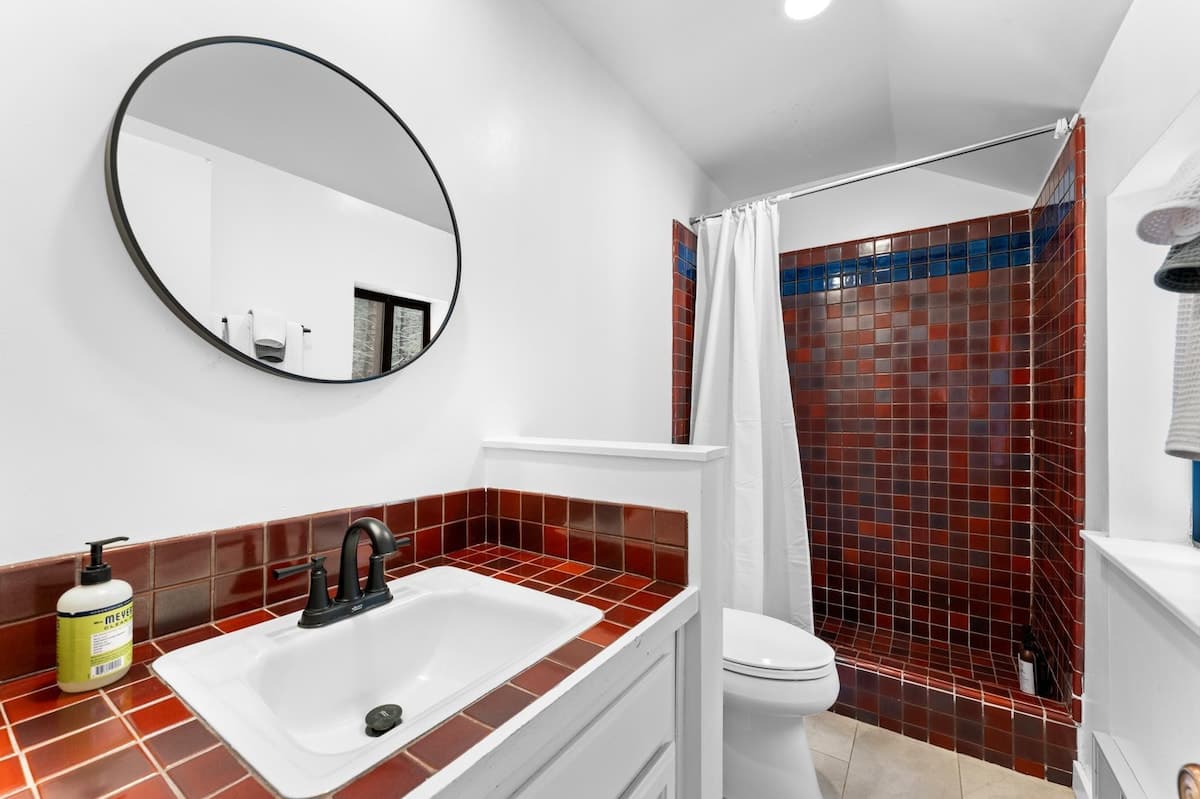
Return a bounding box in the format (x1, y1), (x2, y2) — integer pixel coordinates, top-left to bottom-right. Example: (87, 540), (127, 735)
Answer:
(779, 241), (1031, 296)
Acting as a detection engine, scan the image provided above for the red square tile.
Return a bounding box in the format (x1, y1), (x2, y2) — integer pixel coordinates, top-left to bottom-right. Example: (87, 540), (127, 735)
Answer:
(37, 746), (154, 799)
(311, 511), (351, 552)
(0, 756), (27, 796)
(385, 501), (416, 535)
(463, 684), (536, 728)
(25, 718), (134, 781)
(127, 696), (192, 737)
(511, 659), (572, 696)
(543, 526), (568, 559)
(579, 621), (627, 648)
(152, 582), (211, 637)
(543, 496), (569, 527)
(623, 507), (654, 541)
(594, 535), (624, 571)
(0, 557), (77, 624)
(332, 753), (428, 799)
(167, 746), (246, 798)
(213, 569), (264, 621)
(406, 715), (490, 771)
(13, 697), (113, 749)
(213, 526), (264, 575)
(105, 676), (172, 714)
(107, 544), (153, 594)
(154, 537), (212, 588)
(567, 500), (595, 531)
(654, 511), (687, 547)
(416, 496), (443, 529)
(654, 546), (687, 585)
(265, 518), (309, 562)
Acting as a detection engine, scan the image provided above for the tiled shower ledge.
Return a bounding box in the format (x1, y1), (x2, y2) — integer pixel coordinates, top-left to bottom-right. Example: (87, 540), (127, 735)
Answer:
(0, 544), (691, 799)
(818, 617), (1072, 722)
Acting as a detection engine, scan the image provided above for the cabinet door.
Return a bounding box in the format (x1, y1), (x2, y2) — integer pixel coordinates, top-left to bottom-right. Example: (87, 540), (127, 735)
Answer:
(513, 652), (674, 799)
(622, 743), (676, 799)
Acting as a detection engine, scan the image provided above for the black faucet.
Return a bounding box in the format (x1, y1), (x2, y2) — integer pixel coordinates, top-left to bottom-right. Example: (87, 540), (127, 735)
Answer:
(272, 518), (410, 628)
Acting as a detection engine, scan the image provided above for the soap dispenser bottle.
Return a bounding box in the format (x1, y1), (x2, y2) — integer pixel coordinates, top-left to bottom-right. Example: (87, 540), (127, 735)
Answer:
(56, 537), (134, 692)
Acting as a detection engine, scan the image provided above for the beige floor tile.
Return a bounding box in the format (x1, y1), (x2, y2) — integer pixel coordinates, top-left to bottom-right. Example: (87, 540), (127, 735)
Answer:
(808, 711), (858, 761)
(814, 751), (850, 799)
(959, 755), (1073, 799)
(841, 724), (961, 799)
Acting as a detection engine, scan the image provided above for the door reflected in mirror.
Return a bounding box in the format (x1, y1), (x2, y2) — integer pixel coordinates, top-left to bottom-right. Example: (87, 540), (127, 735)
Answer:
(106, 37), (460, 382)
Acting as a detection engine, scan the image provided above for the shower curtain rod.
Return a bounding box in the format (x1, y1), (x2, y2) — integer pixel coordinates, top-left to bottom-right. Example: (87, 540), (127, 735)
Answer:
(689, 114), (1078, 226)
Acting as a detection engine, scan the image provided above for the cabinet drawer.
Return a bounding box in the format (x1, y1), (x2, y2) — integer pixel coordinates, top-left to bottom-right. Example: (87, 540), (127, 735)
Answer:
(513, 650), (675, 799)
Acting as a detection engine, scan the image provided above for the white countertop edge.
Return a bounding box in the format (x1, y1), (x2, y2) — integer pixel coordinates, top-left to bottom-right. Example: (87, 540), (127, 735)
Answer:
(402, 585), (700, 798)
(1083, 530), (1200, 639)
(482, 436), (727, 462)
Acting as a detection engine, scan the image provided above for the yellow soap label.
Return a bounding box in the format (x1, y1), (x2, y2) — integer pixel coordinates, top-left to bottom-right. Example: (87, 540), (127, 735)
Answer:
(56, 599), (133, 684)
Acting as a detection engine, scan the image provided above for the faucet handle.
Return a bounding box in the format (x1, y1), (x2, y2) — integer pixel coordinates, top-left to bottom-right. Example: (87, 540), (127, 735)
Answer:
(272, 557), (325, 581)
(273, 557), (332, 620)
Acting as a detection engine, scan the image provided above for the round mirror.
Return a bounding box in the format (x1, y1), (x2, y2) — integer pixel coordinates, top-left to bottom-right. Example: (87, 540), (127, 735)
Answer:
(106, 37), (460, 382)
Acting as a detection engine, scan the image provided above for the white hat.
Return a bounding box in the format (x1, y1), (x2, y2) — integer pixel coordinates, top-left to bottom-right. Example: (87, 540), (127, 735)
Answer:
(1138, 149), (1200, 246)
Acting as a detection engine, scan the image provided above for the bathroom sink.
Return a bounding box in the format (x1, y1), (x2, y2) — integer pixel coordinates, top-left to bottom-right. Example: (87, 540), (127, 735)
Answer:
(154, 566), (602, 798)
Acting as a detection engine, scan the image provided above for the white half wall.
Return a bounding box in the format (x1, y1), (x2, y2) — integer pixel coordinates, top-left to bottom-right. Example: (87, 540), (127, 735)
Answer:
(0, 2), (725, 564)
(778, 166), (1032, 253)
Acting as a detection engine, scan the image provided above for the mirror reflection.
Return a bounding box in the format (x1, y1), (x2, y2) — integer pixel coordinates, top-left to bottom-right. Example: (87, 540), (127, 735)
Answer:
(109, 38), (459, 382)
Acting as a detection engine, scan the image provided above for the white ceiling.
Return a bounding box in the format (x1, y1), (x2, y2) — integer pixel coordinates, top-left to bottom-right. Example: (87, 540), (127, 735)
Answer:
(535, 0), (1132, 203)
(129, 42), (454, 232)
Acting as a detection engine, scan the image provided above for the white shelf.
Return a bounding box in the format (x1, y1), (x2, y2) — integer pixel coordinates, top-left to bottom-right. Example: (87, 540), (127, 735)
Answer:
(1084, 531), (1200, 638)
(482, 436), (726, 463)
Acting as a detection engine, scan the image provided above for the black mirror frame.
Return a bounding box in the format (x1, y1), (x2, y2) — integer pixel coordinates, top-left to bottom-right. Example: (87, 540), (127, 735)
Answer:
(104, 36), (462, 384)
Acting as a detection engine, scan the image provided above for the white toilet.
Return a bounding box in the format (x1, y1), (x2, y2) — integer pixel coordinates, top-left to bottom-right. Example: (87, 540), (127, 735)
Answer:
(722, 607), (840, 799)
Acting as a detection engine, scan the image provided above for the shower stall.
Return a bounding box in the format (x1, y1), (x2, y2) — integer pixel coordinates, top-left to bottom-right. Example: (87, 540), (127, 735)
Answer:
(671, 122), (1085, 785)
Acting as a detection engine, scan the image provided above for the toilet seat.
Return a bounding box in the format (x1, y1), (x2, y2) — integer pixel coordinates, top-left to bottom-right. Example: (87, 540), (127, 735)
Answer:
(722, 608), (836, 681)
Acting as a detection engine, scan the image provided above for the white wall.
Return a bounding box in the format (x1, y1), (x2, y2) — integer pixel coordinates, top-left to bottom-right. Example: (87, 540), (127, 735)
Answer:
(0, 2), (724, 565)
(778, 166), (1032, 252)
(1073, 0), (1200, 789)
(1079, 0), (1200, 536)
(117, 126), (213, 316)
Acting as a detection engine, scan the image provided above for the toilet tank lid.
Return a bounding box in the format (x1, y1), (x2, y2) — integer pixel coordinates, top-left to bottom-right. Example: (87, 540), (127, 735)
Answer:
(722, 608), (835, 672)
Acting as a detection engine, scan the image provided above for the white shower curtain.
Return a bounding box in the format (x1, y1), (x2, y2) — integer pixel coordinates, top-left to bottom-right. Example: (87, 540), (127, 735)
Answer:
(691, 200), (814, 632)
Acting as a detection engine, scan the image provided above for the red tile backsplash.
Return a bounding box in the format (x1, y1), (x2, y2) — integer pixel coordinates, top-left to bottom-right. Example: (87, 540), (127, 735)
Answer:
(0, 489), (687, 687)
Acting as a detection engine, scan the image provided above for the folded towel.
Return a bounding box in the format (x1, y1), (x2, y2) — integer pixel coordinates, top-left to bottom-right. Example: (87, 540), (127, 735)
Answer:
(250, 307), (286, 346)
(1166, 295), (1200, 458)
(249, 307), (286, 361)
(281, 322), (305, 373)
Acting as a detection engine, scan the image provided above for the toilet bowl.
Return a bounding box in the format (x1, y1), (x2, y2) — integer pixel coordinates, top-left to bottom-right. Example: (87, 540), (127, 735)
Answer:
(722, 607), (839, 799)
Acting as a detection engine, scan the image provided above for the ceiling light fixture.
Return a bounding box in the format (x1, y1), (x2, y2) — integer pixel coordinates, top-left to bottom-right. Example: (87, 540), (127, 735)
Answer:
(784, 0), (832, 21)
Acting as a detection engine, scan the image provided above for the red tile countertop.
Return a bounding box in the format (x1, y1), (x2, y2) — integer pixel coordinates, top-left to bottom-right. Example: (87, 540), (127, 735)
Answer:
(0, 544), (686, 799)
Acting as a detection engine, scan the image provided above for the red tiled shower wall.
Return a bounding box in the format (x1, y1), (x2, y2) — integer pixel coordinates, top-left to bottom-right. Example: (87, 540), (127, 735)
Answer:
(783, 211), (1035, 661)
(0, 491), (687, 684)
(1030, 121), (1086, 715)
(672, 221), (698, 444)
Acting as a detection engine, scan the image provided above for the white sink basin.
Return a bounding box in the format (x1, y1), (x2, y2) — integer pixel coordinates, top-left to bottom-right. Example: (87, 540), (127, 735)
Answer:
(154, 566), (602, 798)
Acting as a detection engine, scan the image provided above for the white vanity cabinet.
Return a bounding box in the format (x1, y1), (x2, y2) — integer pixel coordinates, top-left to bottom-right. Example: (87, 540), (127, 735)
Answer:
(512, 647), (676, 799)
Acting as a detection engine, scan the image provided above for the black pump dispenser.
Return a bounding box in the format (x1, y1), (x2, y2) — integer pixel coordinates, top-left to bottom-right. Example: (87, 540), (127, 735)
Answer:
(81, 537), (129, 585)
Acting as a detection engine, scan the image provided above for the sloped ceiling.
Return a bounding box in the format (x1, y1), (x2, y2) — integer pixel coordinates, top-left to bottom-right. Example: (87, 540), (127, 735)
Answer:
(535, 0), (1131, 203)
